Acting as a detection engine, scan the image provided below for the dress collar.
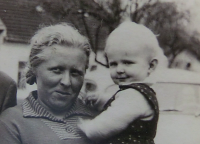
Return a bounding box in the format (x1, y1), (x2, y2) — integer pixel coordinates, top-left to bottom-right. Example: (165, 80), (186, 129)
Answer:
(22, 91), (98, 123)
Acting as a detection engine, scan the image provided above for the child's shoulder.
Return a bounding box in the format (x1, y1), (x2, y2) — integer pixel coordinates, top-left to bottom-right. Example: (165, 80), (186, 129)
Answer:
(116, 87), (143, 99)
(105, 84), (119, 93)
(116, 83), (156, 102)
(119, 83), (156, 95)
(120, 83), (153, 89)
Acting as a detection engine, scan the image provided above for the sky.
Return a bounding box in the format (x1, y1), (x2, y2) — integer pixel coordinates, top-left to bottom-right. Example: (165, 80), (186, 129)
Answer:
(98, 0), (200, 34)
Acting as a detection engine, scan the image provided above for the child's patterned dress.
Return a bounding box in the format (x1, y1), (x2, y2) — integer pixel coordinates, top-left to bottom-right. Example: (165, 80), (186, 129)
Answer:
(102, 83), (159, 144)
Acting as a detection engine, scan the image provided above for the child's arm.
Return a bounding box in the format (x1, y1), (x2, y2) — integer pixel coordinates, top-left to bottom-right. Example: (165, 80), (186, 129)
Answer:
(83, 84), (119, 111)
(78, 89), (154, 141)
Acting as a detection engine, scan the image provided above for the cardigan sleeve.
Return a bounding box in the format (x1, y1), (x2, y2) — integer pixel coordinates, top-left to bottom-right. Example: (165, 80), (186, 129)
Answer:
(0, 119), (21, 144)
(1, 81), (17, 113)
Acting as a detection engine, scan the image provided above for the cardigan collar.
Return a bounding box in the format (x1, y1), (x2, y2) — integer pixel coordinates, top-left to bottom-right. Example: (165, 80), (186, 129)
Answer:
(22, 91), (98, 123)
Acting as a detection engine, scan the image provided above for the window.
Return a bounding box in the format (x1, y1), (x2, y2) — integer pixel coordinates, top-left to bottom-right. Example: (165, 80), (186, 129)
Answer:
(18, 61), (27, 89)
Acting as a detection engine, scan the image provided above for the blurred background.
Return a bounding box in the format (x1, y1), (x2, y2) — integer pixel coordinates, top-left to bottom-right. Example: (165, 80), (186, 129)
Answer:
(0, 0), (200, 101)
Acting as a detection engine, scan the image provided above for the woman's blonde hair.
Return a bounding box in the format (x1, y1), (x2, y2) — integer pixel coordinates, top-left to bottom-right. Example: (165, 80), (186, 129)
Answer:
(26, 23), (91, 85)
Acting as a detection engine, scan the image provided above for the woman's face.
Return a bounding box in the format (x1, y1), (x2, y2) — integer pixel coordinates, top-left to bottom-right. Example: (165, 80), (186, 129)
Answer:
(35, 45), (87, 113)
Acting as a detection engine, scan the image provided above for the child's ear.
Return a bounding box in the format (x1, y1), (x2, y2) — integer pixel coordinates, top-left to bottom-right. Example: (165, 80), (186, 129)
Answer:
(148, 59), (158, 73)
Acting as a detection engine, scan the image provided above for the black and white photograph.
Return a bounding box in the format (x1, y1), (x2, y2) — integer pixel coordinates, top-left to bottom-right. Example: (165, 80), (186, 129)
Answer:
(0, 0), (200, 144)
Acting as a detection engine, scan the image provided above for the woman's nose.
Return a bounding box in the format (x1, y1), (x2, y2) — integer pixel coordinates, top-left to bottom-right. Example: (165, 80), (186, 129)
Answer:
(116, 65), (125, 74)
(60, 72), (71, 86)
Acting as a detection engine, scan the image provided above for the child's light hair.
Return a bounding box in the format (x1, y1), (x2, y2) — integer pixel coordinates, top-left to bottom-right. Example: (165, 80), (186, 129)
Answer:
(105, 21), (168, 69)
(26, 23), (91, 85)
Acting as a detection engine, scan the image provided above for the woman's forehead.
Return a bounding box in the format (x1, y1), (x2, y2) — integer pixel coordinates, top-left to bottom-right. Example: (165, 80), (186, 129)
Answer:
(42, 45), (83, 55)
(39, 45), (87, 63)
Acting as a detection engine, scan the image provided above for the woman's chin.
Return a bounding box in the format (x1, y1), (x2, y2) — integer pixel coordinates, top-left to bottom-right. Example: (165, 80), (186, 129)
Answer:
(48, 100), (72, 111)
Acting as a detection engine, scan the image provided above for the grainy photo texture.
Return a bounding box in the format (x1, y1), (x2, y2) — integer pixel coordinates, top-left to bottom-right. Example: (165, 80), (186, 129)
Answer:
(0, 0), (200, 144)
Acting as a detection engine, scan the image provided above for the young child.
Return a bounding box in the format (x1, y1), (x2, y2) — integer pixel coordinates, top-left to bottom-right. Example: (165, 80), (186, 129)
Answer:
(78, 21), (167, 144)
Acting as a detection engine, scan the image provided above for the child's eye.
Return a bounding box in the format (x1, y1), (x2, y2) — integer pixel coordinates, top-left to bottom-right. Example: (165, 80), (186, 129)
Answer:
(109, 62), (117, 67)
(123, 60), (134, 65)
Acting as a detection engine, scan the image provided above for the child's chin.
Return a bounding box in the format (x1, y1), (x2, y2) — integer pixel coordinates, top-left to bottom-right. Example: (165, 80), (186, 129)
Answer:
(114, 79), (135, 85)
(116, 81), (130, 85)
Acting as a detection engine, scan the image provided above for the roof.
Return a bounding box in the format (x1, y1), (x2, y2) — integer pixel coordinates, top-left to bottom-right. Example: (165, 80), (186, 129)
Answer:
(0, 18), (5, 30)
(0, 0), (52, 43)
(0, 0), (109, 50)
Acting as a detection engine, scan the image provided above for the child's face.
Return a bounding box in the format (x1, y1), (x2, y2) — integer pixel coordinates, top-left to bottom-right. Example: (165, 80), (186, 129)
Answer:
(107, 48), (150, 85)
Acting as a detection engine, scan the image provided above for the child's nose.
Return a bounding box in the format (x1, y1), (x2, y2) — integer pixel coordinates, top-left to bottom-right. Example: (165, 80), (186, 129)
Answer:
(116, 65), (125, 74)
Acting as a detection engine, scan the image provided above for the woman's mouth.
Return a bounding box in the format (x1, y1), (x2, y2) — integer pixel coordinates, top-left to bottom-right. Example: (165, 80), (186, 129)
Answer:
(55, 91), (71, 96)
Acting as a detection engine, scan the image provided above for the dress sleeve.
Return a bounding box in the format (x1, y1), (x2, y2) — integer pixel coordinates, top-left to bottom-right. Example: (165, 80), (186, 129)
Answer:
(79, 88), (153, 141)
(0, 119), (21, 144)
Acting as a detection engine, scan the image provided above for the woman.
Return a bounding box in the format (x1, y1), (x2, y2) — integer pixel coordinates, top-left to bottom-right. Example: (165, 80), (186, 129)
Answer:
(0, 23), (98, 144)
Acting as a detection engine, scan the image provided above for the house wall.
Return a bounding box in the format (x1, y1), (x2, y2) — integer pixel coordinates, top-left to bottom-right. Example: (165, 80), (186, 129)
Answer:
(0, 42), (37, 102)
(0, 42), (30, 81)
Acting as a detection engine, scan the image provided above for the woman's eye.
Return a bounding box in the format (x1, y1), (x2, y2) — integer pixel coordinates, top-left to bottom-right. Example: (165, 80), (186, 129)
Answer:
(71, 70), (83, 77)
(50, 67), (62, 74)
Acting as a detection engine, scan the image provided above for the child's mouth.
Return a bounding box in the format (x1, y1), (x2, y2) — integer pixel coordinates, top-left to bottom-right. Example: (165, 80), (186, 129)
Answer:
(116, 77), (129, 80)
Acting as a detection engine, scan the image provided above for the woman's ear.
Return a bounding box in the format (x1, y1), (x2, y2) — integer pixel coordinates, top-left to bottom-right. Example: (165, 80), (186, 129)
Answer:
(148, 59), (158, 74)
(32, 69), (36, 76)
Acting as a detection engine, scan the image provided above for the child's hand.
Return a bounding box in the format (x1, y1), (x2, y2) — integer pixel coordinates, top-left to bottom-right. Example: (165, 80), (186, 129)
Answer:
(82, 92), (100, 109)
(82, 84), (119, 111)
(82, 92), (107, 111)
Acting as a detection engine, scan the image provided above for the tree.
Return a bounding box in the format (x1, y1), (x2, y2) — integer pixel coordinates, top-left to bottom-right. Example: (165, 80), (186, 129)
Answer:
(129, 1), (196, 65)
(93, 0), (200, 66)
(34, 0), (200, 65)
(34, 0), (126, 66)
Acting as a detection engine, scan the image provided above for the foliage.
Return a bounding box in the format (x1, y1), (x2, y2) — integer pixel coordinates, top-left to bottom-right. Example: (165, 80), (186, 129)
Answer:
(130, 1), (192, 63)
(99, 0), (200, 65)
(36, 0), (200, 65)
